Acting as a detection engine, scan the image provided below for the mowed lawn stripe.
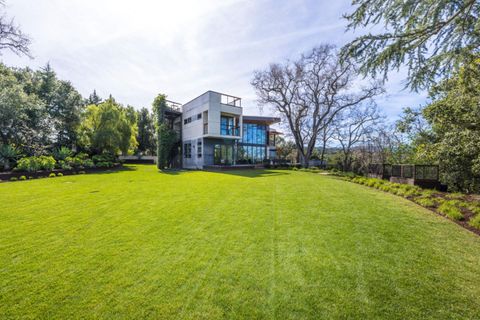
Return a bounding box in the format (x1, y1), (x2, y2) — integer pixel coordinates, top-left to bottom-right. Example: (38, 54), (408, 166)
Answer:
(0, 165), (479, 319)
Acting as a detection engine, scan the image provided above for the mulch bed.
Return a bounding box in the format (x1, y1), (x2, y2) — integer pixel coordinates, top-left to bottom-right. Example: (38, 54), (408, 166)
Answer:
(0, 164), (123, 182)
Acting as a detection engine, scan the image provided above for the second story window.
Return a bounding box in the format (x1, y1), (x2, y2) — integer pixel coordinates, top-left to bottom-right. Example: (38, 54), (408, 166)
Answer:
(220, 116), (238, 136)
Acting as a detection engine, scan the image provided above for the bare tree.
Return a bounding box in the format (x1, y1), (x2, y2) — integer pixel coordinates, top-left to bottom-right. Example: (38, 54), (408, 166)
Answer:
(333, 104), (382, 171)
(0, 1), (31, 57)
(317, 115), (338, 167)
(252, 44), (383, 167)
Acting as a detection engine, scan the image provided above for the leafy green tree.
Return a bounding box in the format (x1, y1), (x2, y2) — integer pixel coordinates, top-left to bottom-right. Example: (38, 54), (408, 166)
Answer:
(153, 94), (177, 169)
(0, 64), (50, 155)
(421, 58), (480, 193)
(78, 98), (138, 155)
(343, 0), (480, 90)
(136, 107), (156, 155)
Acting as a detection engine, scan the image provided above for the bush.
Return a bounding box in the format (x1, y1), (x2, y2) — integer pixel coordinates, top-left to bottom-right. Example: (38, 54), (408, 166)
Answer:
(39, 156), (56, 171)
(469, 215), (480, 230)
(58, 160), (73, 170)
(16, 156), (56, 172)
(413, 196), (438, 208)
(57, 172), (63, 177)
(49, 173), (56, 178)
(10, 177), (17, 181)
(96, 161), (114, 168)
(92, 153), (116, 164)
(28, 176), (34, 179)
(83, 159), (95, 168)
(53, 147), (73, 161)
(438, 201), (464, 220)
(19, 175), (26, 181)
(79, 170), (86, 174)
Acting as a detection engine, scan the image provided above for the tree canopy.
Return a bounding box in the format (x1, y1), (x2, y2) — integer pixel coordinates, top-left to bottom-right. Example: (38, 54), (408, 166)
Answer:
(78, 98), (138, 155)
(342, 0), (480, 90)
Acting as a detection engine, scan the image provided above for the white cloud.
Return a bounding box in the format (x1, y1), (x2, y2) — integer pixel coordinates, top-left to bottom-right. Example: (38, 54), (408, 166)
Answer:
(1, 0), (426, 118)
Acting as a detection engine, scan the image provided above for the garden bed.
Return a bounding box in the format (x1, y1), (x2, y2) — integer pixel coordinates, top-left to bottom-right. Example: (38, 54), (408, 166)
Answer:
(0, 164), (123, 182)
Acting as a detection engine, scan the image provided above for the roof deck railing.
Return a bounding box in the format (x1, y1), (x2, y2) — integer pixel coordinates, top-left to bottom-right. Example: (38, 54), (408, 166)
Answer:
(165, 100), (182, 112)
(219, 93), (241, 108)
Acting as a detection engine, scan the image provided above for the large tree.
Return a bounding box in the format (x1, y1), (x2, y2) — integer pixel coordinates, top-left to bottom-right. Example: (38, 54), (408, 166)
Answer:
(136, 107), (156, 155)
(334, 104), (382, 171)
(342, 0), (480, 90)
(421, 58), (480, 193)
(78, 98), (138, 155)
(0, 0), (30, 56)
(252, 44), (383, 167)
(0, 64), (50, 154)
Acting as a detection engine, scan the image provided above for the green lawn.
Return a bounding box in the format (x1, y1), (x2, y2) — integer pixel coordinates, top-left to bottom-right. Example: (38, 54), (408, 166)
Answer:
(1, 165), (480, 319)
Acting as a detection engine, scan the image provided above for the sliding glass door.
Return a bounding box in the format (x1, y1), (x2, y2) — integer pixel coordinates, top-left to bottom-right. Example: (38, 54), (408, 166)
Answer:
(214, 144), (234, 165)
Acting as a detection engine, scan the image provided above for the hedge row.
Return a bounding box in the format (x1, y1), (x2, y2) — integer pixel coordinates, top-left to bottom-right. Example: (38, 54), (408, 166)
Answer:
(348, 176), (480, 231)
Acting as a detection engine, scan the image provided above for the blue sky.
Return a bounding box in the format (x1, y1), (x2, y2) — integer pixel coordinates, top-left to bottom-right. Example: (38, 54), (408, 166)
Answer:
(1, 0), (428, 119)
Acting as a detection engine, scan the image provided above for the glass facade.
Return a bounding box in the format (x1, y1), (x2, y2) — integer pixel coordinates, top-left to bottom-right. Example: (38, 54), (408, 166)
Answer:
(237, 145), (265, 164)
(220, 116), (238, 136)
(237, 122), (267, 164)
(242, 123), (266, 145)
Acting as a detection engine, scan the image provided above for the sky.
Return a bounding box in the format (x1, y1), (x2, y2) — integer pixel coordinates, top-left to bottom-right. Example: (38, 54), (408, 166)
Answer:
(1, 0), (428, 119)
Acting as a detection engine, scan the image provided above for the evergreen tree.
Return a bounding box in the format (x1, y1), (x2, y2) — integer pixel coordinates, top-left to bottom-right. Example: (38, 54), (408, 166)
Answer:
(86, 89), (102, 105)
(342, 0), (480, 90)
(136, 108), (156, 155)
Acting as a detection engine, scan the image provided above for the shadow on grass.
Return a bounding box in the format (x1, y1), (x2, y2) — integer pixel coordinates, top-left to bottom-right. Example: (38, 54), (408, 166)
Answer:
(89, 165), (138, 175)
(207, 169), (290, 178)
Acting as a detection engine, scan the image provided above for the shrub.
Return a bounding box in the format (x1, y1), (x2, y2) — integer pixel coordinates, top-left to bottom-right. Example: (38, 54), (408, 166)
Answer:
(49, 173), (56, 178)
(28, 176), (33, 179)
(53, 147), (73, 161)
(469, 215), (480, 230)
(19, 175), (26, 181)
(83, 159), (95, 168)
(414, 196), (437, 208)
(79, 171), (86, 174)
(58, 160), (73, 170)
(10, 177), (17, 181)
(438, 201), (464, 220)
(16, 156), (56, 172)
(446, 192), (465, 200)
(39, 156), (56, 171)
(57, 173), (63, 177)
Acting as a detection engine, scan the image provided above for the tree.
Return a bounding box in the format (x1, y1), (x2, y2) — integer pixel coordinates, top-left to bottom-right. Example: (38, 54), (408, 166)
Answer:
(136, 107), (156, 155)
(0, 64), (50, 155)
(78, 98), (138, 155)
(252, 44), (383, 167)
(275, 136), (297, 163)
(0, 0), (30, 56)
(152, 94), (177, 169)
(35, 64), (84, 149)
(342, 0), (480, 90)
(421, 58), (480, 193)
(333, 104), (381, 171)
(86, 89), (102, 105)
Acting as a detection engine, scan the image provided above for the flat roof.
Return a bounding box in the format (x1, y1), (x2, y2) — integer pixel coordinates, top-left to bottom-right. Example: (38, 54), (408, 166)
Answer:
(242, 115), (281, 125)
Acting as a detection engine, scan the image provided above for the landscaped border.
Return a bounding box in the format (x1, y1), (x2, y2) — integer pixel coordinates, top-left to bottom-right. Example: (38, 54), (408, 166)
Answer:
(0, 164), (123, 182)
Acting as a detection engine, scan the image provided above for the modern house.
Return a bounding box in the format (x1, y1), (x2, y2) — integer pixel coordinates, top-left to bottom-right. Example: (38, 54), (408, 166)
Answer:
(180, 91), (281, 169)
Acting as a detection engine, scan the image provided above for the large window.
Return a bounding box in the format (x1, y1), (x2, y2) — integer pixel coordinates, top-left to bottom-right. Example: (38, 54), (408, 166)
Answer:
(214, 144), (233, 165)
(220, 116), (238, 136)
(237, 145), (266, 164)
(242, 123), (267, 145)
